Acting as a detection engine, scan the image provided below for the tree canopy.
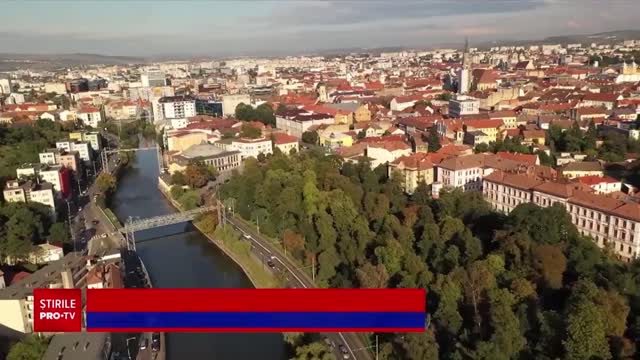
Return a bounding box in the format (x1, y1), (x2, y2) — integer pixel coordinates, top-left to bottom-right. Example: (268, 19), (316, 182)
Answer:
(235, 102), (276, 126)
(221, 149), (640, 359)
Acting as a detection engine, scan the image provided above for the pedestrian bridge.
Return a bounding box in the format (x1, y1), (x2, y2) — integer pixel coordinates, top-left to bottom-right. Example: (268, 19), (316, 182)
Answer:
(91, 206), (217, 251)
(119, 206), (216, 233)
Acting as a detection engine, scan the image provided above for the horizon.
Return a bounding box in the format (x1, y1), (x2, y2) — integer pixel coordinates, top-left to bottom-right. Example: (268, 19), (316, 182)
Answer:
(1, 0), (639, 57)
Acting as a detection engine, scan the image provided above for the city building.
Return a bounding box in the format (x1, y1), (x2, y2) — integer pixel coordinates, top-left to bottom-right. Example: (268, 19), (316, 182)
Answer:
(16, 164), (71, 197)
(168, 143), (241, 174)
(561, 161), (604, 179)
(159, 95), (197, 120)
(28, 243), (64, 264)
(141, 70), (167, 87)
(576, 175), (622, 194)
(86, 263), (124, 289)
(44, 82), (68, 94)
(436, 153), (523, 192)
(57, 141), (93, 163)
(448, 95), (480, 118)
(320, 132), (353, 149)
(2, 180), (57, 218)
(389, 153), (435, 194)
(39, 149), (80, 172)
(66, 78), (89, 93)
(222, 94), (251, 117)
(272, 132), (299, 154)
(230, 137), (273, 159)
(43, 332), (111, 360)
(483, 171), (640, 261)
(276, 110), (335, 138)
(166, 131), (210, 152)
(0, 78), (12, 94)
(77, 106), (103, 128)
(196, 98), (224, 117)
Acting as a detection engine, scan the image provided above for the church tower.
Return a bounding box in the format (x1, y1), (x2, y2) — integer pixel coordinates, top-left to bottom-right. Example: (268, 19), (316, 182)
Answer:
(457, 37), (471, 94)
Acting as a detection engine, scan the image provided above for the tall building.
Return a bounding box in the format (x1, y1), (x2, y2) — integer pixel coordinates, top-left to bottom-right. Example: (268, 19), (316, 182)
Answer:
(0, 78), (12, 94)
(159, 95), (196, 120)
(141, 70), (167, 87)
(448, 95), (480, 118)
(457, 38), (471, 94)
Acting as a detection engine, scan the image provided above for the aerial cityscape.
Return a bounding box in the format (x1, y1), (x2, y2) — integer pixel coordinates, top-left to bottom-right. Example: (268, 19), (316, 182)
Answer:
(2, 1), (640, 359)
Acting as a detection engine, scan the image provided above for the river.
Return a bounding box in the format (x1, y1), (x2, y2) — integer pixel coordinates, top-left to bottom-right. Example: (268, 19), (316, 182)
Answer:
(110, 148), (287, 360)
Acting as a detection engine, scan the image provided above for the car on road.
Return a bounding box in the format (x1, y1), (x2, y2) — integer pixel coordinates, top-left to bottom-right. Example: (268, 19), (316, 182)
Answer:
(92, 220), (100, 225)
(139, 338), (148, 350)
(243, 233), (251, 240)
(338, 345), (350, 359)
(267, 256), (277, 268)
(152, 333), (160, 351)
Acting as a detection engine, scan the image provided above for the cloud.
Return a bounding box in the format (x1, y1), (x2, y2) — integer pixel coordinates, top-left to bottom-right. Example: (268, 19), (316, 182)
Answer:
(0, 0), (638, 56)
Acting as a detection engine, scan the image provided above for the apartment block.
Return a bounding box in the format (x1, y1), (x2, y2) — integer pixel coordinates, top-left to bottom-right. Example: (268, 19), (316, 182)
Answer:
(483, 170), (640, 261)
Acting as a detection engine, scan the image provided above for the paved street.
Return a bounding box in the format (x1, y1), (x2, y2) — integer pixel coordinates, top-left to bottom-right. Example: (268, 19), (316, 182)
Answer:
(225, 216), (373, 360)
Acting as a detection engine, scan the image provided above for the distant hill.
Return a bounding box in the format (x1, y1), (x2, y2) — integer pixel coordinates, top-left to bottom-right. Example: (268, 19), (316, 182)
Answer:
(0, 53), (146, 71)
(477, 29), (640, 49)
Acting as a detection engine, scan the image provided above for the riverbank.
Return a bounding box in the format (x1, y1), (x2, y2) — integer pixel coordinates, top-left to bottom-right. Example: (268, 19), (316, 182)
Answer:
(157, 178), (277, 289)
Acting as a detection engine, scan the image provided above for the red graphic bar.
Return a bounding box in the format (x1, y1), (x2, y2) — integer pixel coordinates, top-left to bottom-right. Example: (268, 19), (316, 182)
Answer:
(87, 289), (426, 313)
(88, 327), (425, 333)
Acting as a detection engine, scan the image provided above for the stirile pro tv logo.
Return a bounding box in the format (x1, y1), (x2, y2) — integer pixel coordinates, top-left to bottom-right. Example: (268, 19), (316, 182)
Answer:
(34, 289), (82, 332)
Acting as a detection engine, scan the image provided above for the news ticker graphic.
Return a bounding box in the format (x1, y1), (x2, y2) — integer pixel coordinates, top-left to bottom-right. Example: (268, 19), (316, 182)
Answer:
(34, 288), (82, 332)
(35, 288), (426, 333)
(88, 288), (426, 333)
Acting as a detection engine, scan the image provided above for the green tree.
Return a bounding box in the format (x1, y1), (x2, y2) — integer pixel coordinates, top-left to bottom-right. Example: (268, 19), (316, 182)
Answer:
(302, 131), (319, 145)
(47, 222), (70, 244)
(292, 341), (336, 360)
(399, 331), (439, 360)
(356, 262), (389, 288)
(95, 172), (116, 193)
(178, 190), (201, 210)
(564, 299), (611, 360)
(185, 161), (216, 188)
(171, 171), (186, 186)
(532, 244), (567, 289)
(7, 335), (49, 360)
(357, 130), (366, 139)
(241, 123), (262, 139)
(427, 126), (441, 152)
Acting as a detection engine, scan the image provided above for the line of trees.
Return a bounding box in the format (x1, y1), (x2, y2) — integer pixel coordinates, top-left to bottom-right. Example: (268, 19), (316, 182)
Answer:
(0, 119), (76, 182)
(221, 149), (640, 359)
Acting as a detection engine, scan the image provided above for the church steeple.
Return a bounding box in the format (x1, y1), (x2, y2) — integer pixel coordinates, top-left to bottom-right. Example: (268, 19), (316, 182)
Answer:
(462, 37), (471, 69)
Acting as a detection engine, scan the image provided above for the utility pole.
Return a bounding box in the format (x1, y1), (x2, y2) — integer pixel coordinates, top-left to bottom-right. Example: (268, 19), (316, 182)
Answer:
(311, 255), (315, 283)
(376, 335), (379, 360)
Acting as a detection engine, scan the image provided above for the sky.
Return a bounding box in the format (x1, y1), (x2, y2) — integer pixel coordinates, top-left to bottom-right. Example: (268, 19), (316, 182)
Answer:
(0, 0), (638, 57)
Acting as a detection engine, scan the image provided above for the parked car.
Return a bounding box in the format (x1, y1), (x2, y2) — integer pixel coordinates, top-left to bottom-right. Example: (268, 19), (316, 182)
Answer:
(139, 338), (148, 350)
(339, 345), (350, 359)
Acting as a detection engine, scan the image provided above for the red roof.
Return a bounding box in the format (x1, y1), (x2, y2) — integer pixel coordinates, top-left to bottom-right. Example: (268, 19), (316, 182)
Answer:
(582, 93), (619, 102)
(364, 81), (384, 91)
(463, 119), (504, 129)
(272, 132), (298, 145)
(391, 153), (433, 170)
(577, 175), (620, 185)
(496, 152), (538, 166)
(77, 106), (100, 113)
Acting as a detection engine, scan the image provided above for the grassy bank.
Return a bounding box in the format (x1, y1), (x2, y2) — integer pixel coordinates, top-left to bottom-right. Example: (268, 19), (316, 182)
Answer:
(102, 207), (122, 228)
(158, 183), (278, 288)
(197, 222), (278, 288)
